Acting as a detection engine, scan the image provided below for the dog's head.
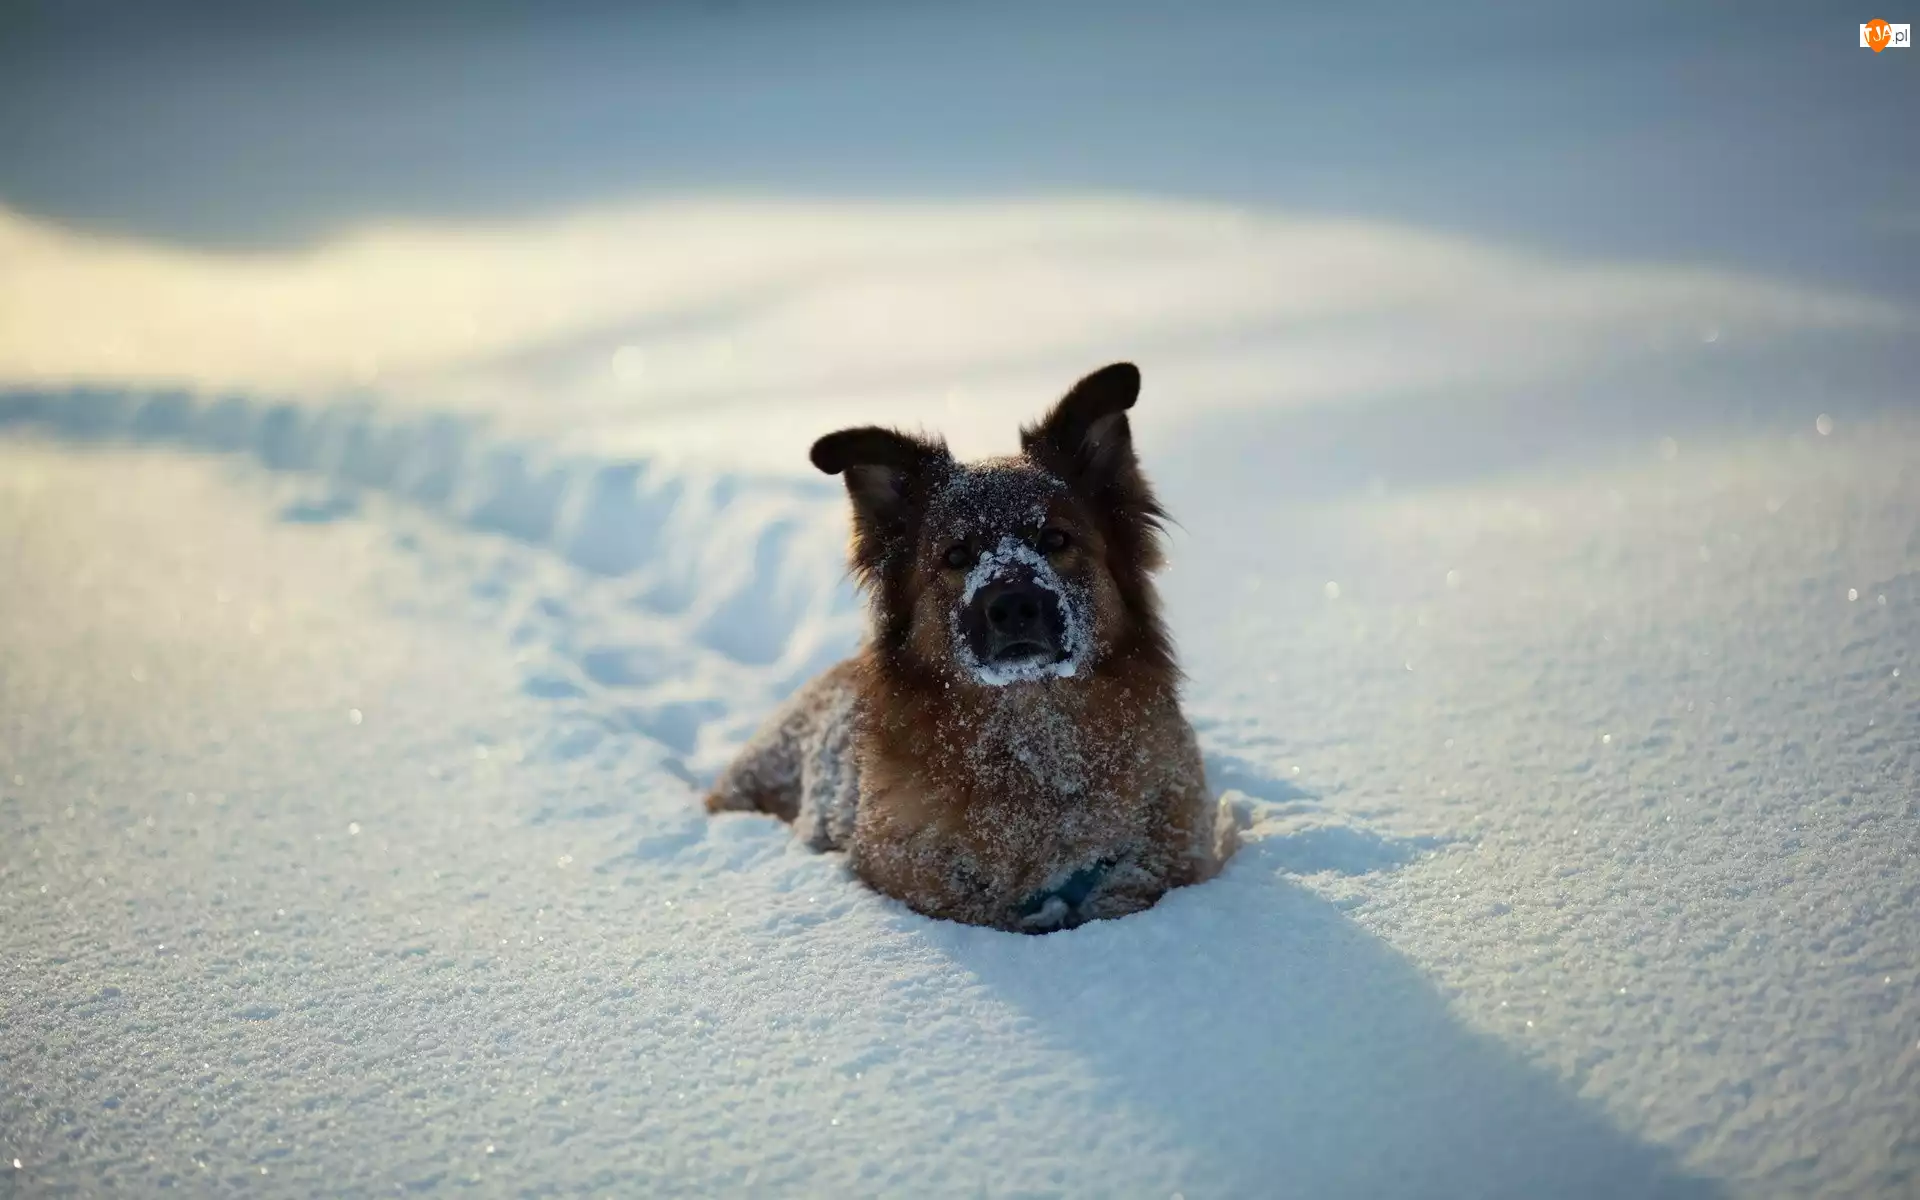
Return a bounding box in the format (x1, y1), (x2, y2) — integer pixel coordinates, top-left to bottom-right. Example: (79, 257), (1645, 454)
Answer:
(811, 362), (1173, 688)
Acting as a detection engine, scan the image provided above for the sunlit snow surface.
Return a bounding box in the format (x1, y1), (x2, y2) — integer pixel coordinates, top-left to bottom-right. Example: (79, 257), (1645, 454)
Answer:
(0, 191), (1916, 1195)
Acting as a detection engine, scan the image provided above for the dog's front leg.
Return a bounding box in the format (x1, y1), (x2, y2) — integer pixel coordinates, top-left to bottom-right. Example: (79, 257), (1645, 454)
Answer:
(849, 818), (1010, 928)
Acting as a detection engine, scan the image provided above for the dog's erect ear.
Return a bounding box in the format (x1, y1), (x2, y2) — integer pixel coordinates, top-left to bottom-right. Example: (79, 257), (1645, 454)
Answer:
(1022, 362), (1166, 571)
(810, 426), (949, 522)
(1021, 362), (1143, 494)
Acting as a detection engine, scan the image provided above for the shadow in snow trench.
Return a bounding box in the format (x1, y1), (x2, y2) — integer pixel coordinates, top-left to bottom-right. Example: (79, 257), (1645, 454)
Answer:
(930, 840), (1720, 1199)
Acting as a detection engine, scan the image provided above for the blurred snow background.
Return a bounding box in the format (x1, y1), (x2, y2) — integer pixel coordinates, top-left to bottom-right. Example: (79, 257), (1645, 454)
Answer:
(1, 2), (1915, 1196)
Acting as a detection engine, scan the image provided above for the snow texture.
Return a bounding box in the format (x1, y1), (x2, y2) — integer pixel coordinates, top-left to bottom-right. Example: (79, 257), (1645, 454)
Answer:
(1, 147), (1916, 1191)
(3, 373), (1914, 1197)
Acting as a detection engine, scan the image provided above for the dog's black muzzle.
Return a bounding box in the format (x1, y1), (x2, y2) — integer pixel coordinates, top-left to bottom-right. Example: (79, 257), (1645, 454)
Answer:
(963, 577), (1067, 666)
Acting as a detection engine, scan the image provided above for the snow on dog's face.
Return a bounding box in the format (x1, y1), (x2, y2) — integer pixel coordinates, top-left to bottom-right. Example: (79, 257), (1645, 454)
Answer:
(929, 464), (1090, 687)
(810, 363), (1175, 689)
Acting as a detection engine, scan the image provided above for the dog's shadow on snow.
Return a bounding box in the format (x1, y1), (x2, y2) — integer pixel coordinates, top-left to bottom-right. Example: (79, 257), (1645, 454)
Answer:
(926, 834), (1721, 1200)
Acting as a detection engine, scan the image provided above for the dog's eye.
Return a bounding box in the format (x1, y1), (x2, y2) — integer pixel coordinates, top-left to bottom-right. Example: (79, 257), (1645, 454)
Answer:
(943, 543), (974, 570)
(1039, 528), (1071, 554)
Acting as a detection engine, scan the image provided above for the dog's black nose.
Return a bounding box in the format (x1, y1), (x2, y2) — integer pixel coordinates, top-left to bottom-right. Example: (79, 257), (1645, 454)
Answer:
(983, 582), (1045, 633)
(973, 581), (1063, 662)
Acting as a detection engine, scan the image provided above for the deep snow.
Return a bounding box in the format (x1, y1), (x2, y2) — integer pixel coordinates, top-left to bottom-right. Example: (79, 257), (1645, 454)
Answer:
(0, 26), (1915, 1180)
(2, 363), (1915, 1196)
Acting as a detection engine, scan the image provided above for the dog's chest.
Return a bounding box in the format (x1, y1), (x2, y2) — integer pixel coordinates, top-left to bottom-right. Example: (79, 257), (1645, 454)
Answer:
(959, 695), (1102, 797)
(926, 692), (1158, 857)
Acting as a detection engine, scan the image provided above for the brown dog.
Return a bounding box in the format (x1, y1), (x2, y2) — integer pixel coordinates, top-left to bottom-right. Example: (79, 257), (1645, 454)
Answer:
(705, 363), (1232, 932)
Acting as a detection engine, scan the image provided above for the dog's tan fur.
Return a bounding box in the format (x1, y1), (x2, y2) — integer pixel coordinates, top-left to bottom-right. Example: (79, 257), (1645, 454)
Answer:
(705, 363), (1231, 932)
